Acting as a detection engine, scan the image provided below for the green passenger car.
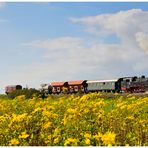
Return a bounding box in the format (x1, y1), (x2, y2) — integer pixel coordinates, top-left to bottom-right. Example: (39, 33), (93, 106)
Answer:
(86, 79), (119, 92)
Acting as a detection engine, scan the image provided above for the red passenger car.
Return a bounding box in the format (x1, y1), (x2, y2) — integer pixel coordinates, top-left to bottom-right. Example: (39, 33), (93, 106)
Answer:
(68, 80), (87, 93)
(51, 81), (68, 94)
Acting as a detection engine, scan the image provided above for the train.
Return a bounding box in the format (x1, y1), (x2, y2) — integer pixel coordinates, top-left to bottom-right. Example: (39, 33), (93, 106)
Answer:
(5, 75), (148, 95)
(40, 75), (148, 95)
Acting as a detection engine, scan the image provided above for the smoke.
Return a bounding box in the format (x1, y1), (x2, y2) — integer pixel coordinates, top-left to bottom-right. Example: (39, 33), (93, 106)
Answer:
(136, 32), (148, 54)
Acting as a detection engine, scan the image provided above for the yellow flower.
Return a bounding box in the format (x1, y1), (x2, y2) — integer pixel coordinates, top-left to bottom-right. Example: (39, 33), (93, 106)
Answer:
(54, 137), (60, 144)
(125, 144), (129, 147)
(83, 108), (89, 114)
(84, 133), (91, 139)
(63, 116), (67, 125)
(47, 105), (55, 110)
(64, 138), (78, 146)
(80, 95), (90, 102)
(15, 95), (25, 101)
(117, 102), (125, 108)
(32, 107), (42, 114)
(59, 99), (64, 105)
(120, 105), (127, 110)
(54, 128), (61, 134)
(85, 138), (90, 145)
(0, 116), (5, 122)
(19, 132), (29, 139)
(45, 140), (50, 144)
(94, 132), (102, 141)
(42, 110), (51, 117)
(47, 135), (52, 140)
(43, 121), (53, 129)
(67, 108), (77, 114)
(96, 100), (105, 106)
(12, 113), (27, 122)
(101, 132), (116, 146)
(126, 116), (134, 120)
(9, 138), (19, 145)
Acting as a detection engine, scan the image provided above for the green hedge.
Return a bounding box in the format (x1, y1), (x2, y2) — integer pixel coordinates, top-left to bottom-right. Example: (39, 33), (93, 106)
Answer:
(7, 88), (40, 99)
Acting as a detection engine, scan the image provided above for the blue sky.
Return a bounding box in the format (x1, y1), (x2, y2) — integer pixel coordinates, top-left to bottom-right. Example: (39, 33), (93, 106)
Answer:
(0, 2), (148, 93)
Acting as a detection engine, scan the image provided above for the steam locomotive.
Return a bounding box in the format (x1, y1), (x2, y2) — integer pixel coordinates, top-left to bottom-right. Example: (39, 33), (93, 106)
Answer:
(5, 75), (148, 95)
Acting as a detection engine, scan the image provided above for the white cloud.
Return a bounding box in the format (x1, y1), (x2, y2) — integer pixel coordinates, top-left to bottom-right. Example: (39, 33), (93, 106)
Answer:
(135, 32), (148, 54)
(70, 9), (148, 52)
(27, 37), (83, 51)
(24, 35), (148, 83)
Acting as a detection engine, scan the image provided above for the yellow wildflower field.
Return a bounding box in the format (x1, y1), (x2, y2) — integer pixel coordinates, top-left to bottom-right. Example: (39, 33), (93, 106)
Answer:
(0, 93), (147, 146)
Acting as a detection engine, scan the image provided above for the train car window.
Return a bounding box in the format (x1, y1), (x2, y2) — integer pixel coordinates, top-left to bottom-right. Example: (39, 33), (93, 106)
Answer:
(81, 86), (84, 91)
(53, 87), (57, 92)
(70, 87), (74, 92)
(103, 82), (105, 85)
(57, 87), (60, 92)
(74, 86), (78, 91)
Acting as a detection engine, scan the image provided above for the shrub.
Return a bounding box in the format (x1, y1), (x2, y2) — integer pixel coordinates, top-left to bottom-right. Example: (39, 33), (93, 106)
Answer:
(0, 94), (8, 99)
(7, 88), (40, 99)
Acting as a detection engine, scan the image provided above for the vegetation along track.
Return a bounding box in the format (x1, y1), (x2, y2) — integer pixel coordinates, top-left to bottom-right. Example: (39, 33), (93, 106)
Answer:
(0, 93), (147, 146)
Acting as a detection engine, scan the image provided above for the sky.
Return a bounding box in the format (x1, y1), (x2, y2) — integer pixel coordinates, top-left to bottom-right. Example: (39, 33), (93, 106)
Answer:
(0, 2), (148, 93)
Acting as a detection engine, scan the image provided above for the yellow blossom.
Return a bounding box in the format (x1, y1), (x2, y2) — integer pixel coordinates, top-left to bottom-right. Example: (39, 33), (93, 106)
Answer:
(48, 135), (52, 140)
(19, 132), (29, 139)
(54, 128), (61, 133)
(94, 132), (102, 141)
(12, 113), (27, 122)
(83, 108), (89, 114)
(63, 116), (67, 125)
(96, 100), (105, 106)
(126, 116), (134, 120)
(101, 132), (116, 146)
(64, 138), (78, 146)
(54, 137), (60, 144)
(117, 102), (125, 108)
(15, 95), (25, 101)
(67, 108), (77, 114)
(32, 107), (42, 114)
(80, 95), (90, 102)
(9, 138), (19, 145)
(120, 105), (127, 110)
(59, 99), (64, 105)
(85, 138), (90, 145)
(84, 133), (91, 139)
(43, 121), (53, 129)
(45, 140), (50, 144)
(42, 110), (51, 117)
